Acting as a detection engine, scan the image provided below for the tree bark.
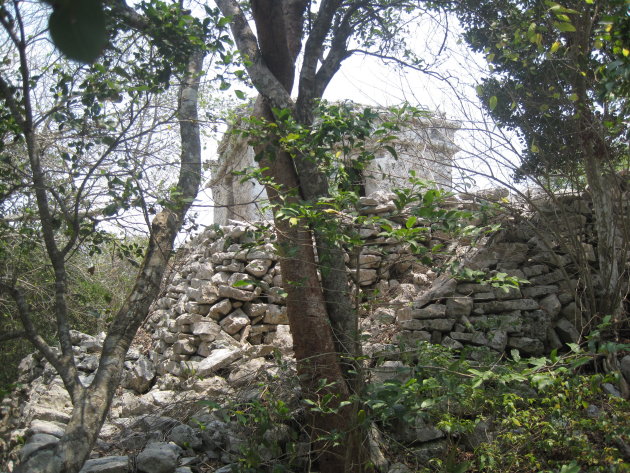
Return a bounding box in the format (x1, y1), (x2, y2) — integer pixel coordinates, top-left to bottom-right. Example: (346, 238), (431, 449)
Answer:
(14, 51), (204, 473)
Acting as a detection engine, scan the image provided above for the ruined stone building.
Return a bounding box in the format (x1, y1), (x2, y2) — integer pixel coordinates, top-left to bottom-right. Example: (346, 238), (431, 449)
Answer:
(207, 109), (460, 225)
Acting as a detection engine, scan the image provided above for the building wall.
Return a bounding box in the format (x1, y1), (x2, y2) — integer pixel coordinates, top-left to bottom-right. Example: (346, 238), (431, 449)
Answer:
(207, 112), (459, 225)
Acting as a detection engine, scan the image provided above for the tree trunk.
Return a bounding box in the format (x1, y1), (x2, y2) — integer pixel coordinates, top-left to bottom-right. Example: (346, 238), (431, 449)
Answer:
(15, 51), (204, 473)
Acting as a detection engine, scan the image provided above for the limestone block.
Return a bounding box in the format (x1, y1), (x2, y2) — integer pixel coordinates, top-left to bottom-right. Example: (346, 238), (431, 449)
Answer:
(228, 272), (254, 290)
(507, 336), (544, 355)
(208, 299), (232, 319)
(409, 304), (447, 319)
(173, 337), (199, 356)
(197, 348), (243, 376)
(399, 318), (454, 332)
(122, 355), (155, 394)
(196, 263), (215, 280)
(167, 424), (202, 450)
(493, 286), (522, 301)
(245, 259), (272, 277)
(450, 332), (473, 343)
(217, 285), (261, 301)
(530, 269), (564, 285)
(522, 264), (549, 277)
(192, 320), (221, 342)
(136, 442), (182, 473)
(188, 375), (231, 395)
(445, 297), (473, 317)
(395, 330), (431, 345)
(244, 302), (268, 318)
(228, 357), (266, 387)
(263, 325), (293, 352)
(79, 456), (129, 473)
(441, 336), (464, 350)
(487, 330), (508, 351)
(20, 433), (58, 462)
(539, 294), (561, 318)
(370, 361), (412, 384)
(175, 313), (202, 329)
(263, 305), (289, 325)
(28, 420), (65, 438)
(474, 298), (539, 314)
(554, 318), (580, 344)
(220, 309), (250, 335)
(521, 285), (558, 298)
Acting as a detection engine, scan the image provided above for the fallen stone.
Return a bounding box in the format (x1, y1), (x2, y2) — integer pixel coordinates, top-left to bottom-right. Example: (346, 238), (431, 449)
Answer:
(79, 456), (129, 473)
(197, 348), (242, 376)
(167, 424), (202, 450)
(555, 318), (580, 344)
(136, 442), (182, 473)
(20, 433), (58, 462)
(220, 309), (250, 335)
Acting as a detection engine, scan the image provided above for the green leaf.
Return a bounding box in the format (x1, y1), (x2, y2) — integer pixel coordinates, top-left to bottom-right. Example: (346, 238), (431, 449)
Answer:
(554, 21), (577, 32)
(49, 0), (107, 63)
(405, 216), (417, 229)
(234, 90), (246, 100)
(489, 95), (498, 111)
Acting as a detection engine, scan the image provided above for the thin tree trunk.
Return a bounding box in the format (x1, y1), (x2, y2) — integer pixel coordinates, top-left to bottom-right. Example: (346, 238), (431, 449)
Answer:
(15, 51), (204, 473)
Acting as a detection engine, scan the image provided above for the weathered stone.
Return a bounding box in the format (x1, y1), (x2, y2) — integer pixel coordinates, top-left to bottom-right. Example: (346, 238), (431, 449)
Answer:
(20, 434), (58, 461)
(487, 330), (508, 351)
(173, 337), (199, 355)
(493, 286), (522, 301)
(396, 330), (431, 345)
(358, 253), (382, 269)
(189, 376), (231, 396)
(245, 259), (272, 277)
(79, 456), (129, 473)
(208, 299), (232, 319)
(220, 309), (250, 335)
(263, 325), (293, 352)
(136, 442), (181, 473)
(522, 264), (549, 277)
(28, 420), (65, 438)
(441, 336), (464, 350)
(192, 320), (221, 341)
(217, 285), (261, 301)
(529, 269), (564, 285)
(450, 331), (473, 342)
(122, 355), (155, 394)
(474, 299), (539, 314)
(263, 305), (289, 325)
(554, 318), (580, 344)
(539, 294), (561, 318)
(228, 357), (266, 387)
(521, 285), (558, 298)
(228, 272), (255, 290)
(445, 297), (473, 317)
(167, 424), (202, 450)
(197, 348), (242, 376)
(508, 337), (544, 355)
(175, 313), (202, 329)
(410, 304), (447, 319)
(414, 276), (456, 307)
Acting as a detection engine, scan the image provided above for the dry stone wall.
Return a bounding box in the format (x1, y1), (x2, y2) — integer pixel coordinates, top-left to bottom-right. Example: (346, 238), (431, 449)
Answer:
(2, 187), (629, 473)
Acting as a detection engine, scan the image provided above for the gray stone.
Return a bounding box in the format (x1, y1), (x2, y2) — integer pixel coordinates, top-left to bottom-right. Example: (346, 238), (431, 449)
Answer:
(445, 297), (473, 317)
(173, 337), (198, 355)
(414, 276), (457, 306)
(192, 320), (221, 341)
(79, 456), (129, 473)
(208, 299), (232, 319)
(197, 348), (242, 376)
(371, 361), (412, 384)
(410, 304), (447, 319)
(245, 259), (272, 277)
(555, 318), (580, 344)
(167, 424), (202, 450)
(602, 383), (622, 398)
(441, 336), (464, 350)
(228, 272), (255, 290)
(217, 285), (261, 301)
(529, 269), (564, 285)
(507, 337), (544, 355)
(474, 299), (539, 314)
(136, 442), (182, 473)
(263, 305), (289, 325)
(264, 325), (293, 352)
(228, 357), (266, 387)
(487, 330), (508, 351)
(123, 356), (155, 394)
(28, 420), (65, 438)
(396, 330), (431, 345)
(20, 433), (58, 461)
(493, 286), (522, 301)
(539, 294), (561, 318)
(521, 285), (558, 298)
(220, 309), (250, 335)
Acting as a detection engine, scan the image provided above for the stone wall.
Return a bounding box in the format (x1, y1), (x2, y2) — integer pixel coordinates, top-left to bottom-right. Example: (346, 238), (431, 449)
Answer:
(2, 187), (629, 473)
(207, 111), (459, 226)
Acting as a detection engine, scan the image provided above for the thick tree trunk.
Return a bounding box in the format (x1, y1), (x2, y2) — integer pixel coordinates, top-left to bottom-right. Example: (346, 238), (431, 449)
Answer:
(15, 52), (204, 473)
